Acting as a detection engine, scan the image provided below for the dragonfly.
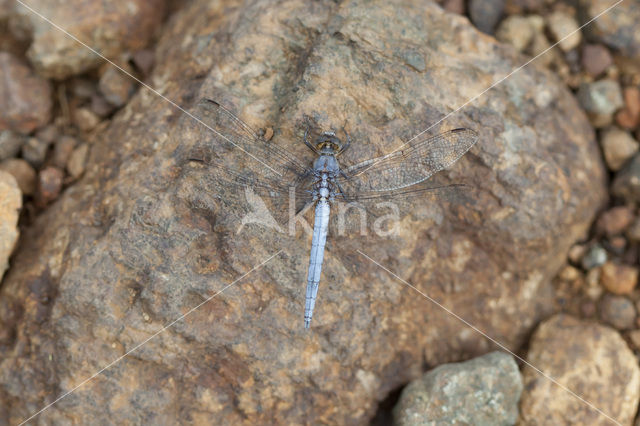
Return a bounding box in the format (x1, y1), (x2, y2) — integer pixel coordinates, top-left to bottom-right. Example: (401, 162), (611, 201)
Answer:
(187, 99), (478, 328)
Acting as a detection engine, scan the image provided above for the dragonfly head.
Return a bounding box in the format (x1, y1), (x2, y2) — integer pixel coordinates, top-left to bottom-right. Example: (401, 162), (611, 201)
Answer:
(315, 131), (343, 155)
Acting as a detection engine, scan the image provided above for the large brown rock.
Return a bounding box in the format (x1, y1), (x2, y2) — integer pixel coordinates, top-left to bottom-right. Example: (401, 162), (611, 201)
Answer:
(519, 314), (640, 425)
(13, 0), (166, 79)
(0, 0), (606, 424)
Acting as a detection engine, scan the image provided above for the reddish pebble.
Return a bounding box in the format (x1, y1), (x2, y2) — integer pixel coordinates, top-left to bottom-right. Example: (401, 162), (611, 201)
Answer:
(608, 235), (627, 253)
(0, 52), (52, 134)
(581, 300), (596, 317)
(600, 261), (638, 295)
(263, 127), (274, 141)
(443, 0), (465, 14)
(91, 93), (116, 118)
(615, 87), (640, 129)
(596, 206), (634, 236)
(37, 167), (64, 207)
(568, 244), (587, 264)
(628, 329), (640, 351)
(131, 49), (155, 76)
(581, 44), (613, 77)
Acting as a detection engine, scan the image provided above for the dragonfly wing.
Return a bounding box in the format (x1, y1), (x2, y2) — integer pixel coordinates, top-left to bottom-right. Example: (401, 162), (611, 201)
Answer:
(339, 128), (478, 195)
(180, 99), (315, 223)
(189, 99), (311, 186)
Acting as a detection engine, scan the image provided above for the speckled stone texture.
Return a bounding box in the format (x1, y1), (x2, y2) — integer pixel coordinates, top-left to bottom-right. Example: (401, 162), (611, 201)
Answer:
(519, 314), (640, 425)
(0, 0), (606, 424)
(393, 351), (522, 425)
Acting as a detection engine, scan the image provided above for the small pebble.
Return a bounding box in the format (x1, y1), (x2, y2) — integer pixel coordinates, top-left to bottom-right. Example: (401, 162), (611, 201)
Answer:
(496, 15), (534, 52)
(587, 112), (614, 129)
(0, 130), (25, 161)
(612, 154), (640, 203)
(580, 300), (597, 317)
(98, 64), (137, 107)
(34, 124), (59, 145)
(626, 217), (640, 242)
(468, 0), (505, 34)
(600, 261), (638, 295)
(568, 243), (587, 264)
(546, 11), (581, 52)
(70, 78), (97, 100)
(21, 136), (50, 168)
(584, 276), (603, 300)
(581, 244), (607, 269)
(67, 143), (89, 179)
(599, 294), (636, 330)
(558, 265), (580, 281)
(596, 205), (634, 236)
(36, 167), (64, 207)
(607, 236), (626, 255)
(615, 87), (640, 129)
(576, 79), (624, 116)
(529, 30), (555, 67)
(443, 0), (465, 14)
(263, 127), (274, 141)
(581, 44), (613, 77)
(131, 49), (155, 76)
(627, 329), (640, 351)
(599, 127), (639, 171)
(0, 52), (52, 134)
(73, 107), (100, 132)
(52, 136), (77, 169)
(90, 93), (116, 118)
(0, 158), (36, 195)
(504, 0), (544, 14)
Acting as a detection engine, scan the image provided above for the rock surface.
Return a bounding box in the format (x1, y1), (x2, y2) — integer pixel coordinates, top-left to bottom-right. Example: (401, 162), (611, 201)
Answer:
(519, 314), (640, 425)
(0, 0), (607, 424)
(0, 52), (52, 134)
(13, 0), (166, 79)
(393, 351), (522, 425)
(0, 171), (20, 281)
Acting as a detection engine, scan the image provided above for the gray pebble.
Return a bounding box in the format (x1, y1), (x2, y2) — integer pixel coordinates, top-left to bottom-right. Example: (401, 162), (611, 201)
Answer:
(576, 79), (624, 115)
(599, 294), (636, 330)
(581, 244), (608, 270)
(21, 136), (50, 168)
(0, 130), (25, 161)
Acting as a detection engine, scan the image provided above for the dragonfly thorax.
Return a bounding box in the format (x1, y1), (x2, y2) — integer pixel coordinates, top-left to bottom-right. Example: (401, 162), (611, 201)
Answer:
(313, 154), (340, 174)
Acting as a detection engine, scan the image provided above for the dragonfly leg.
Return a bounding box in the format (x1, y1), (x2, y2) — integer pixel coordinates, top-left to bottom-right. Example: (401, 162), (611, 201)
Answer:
(304, 126), (319, 154)
(339, 127), (351, 154)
